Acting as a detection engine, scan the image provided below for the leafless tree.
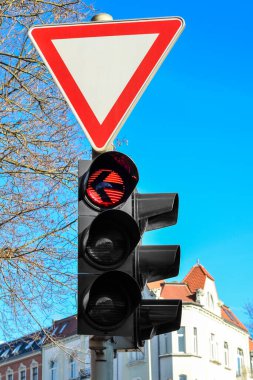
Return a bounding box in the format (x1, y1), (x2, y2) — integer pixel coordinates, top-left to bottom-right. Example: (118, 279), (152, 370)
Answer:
(245, 302), (253, 337)
(0, 0), (95, 339)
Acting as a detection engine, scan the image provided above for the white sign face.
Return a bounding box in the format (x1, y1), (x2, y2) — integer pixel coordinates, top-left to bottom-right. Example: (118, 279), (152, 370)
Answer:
(52, 34), (158, 125)
(29, 17), (185, 151)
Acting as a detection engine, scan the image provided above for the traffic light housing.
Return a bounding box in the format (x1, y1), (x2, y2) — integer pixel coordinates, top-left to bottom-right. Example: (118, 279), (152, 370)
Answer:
(78, 151), (181, 348)
(133, 192), (181, 347)
(78, 152), (141, 337)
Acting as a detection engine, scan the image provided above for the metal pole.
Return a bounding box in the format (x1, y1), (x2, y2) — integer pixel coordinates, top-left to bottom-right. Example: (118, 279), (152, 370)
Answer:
(91, 13), (113, 22)
(90, 336), (115, 380)
(148, 339), (153, 380)
(89, 14), (115, 380)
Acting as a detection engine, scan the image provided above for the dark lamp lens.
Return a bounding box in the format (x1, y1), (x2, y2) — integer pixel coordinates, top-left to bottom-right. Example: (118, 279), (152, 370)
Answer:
(86, 287), (127, 327)
(86, 169), (125, 208)
(86, 223), (129, 267)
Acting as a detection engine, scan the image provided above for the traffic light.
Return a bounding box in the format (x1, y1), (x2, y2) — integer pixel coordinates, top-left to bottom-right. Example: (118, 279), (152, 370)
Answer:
(78, 151), (141, 337)
(78, 151), (181, 348)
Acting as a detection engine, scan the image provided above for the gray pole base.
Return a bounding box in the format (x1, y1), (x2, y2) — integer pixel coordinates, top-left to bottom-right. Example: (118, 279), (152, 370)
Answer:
(90, 336), (115, 380)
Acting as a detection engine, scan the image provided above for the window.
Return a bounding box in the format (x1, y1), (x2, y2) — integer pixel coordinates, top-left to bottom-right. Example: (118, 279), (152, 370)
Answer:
(30, 361), (38, 380)
(164, 333), (170, 353)
(50, 360), (57, 380)
(237, 348), (244, 376)
(32, 366), (38, 380)
(224, 342), (229, 367)
(158, 334), (171, 355)
(25, 340), (34, 350)
(6, 371), (13, 380)
(224, 308), (236, 322)
(69, 357), (77, 379)
(80, 368), (90, 379)
(59, 323), (68, 334)
(210, 333), (219, 361)
(210, 333), (215, 360)
(216, 341), (219, 361)
(179, 375), (187, 380)
(38, 335), (46, 346)
(193, 327), (198, 355)
(129, 349), (145, 362)
(207, 292), (214, 310)
(51, 327), (58, 336)
(19, 369), (26, 380)
(177, 327), (186, 353)
(13, 344), (22, 355)
(1, 348), (10, 358)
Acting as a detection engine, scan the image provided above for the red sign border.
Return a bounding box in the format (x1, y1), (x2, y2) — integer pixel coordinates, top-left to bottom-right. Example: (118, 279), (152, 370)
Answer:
(29, 17), (185, 151)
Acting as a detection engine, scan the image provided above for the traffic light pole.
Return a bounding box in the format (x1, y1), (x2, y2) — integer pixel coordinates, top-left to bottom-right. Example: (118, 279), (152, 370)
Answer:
(89, 336), (114, 380)
(83, 13), (182, 380)
(90, 140), (115, 380)
(89, 10), (115, 379)
(90, 133), (115, 379)
(89, 7), (115, 363)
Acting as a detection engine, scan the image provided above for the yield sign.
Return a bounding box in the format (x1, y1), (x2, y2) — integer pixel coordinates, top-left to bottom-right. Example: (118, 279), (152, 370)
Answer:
(29, 17), (185, 151)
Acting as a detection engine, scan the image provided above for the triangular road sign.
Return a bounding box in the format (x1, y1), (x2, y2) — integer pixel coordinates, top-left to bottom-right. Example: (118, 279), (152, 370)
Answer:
(29, 17), (185, 151)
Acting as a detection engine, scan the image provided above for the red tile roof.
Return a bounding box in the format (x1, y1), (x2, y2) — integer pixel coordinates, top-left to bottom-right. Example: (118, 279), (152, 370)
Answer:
(159, 263), (248, 334)
(147, 280), (165, 290)
(249, 338), (253, 352)
(52, 315), (77, 339)
(183, 264), (214, 293)
(221, 305), (248, 332)
(160, 283), (195, 302)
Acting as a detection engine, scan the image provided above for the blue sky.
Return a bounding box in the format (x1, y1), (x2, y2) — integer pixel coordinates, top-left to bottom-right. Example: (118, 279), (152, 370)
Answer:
(87, 0), (253, 325)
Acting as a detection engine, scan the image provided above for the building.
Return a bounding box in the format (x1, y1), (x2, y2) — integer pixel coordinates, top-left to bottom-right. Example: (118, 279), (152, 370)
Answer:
(155, 263), (251, 380)
(42, 316), (90, 380)
(0, 316), (90, 380)
(0, 329), (43, 380)
(113, 263), (252, 380)
(249, 338), (253, 378)
(0, 263), (251, 380)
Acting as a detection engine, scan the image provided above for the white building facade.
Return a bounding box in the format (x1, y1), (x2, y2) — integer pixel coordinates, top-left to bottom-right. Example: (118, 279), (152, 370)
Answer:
(157, 303), (250, 380)
(113, 263), (252, 380)
(3, 264), (249, 380)
(41, 316), (91, 380)
(161, 264), (250, 380)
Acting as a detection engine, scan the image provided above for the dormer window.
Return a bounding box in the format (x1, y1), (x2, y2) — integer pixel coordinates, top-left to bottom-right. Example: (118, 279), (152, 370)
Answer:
(13, 343), (22, 355)
(51, 327), (58, 336)
(1, 348), (10, 359)
(38, 335), (46, 346)
(59, 323), (68, 334)
(25, 341), (34, 350)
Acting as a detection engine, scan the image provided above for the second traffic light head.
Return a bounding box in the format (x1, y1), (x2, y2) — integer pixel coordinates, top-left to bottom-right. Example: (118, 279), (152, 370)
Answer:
(136, 245), (180, 288)
(136, 299), (182, 346)
(136, 193), (179, 233)
(80, 210), (140, 271)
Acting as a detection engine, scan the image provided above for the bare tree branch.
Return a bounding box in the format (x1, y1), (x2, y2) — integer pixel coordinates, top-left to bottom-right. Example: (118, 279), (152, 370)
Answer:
(0, 0), (94, 340)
